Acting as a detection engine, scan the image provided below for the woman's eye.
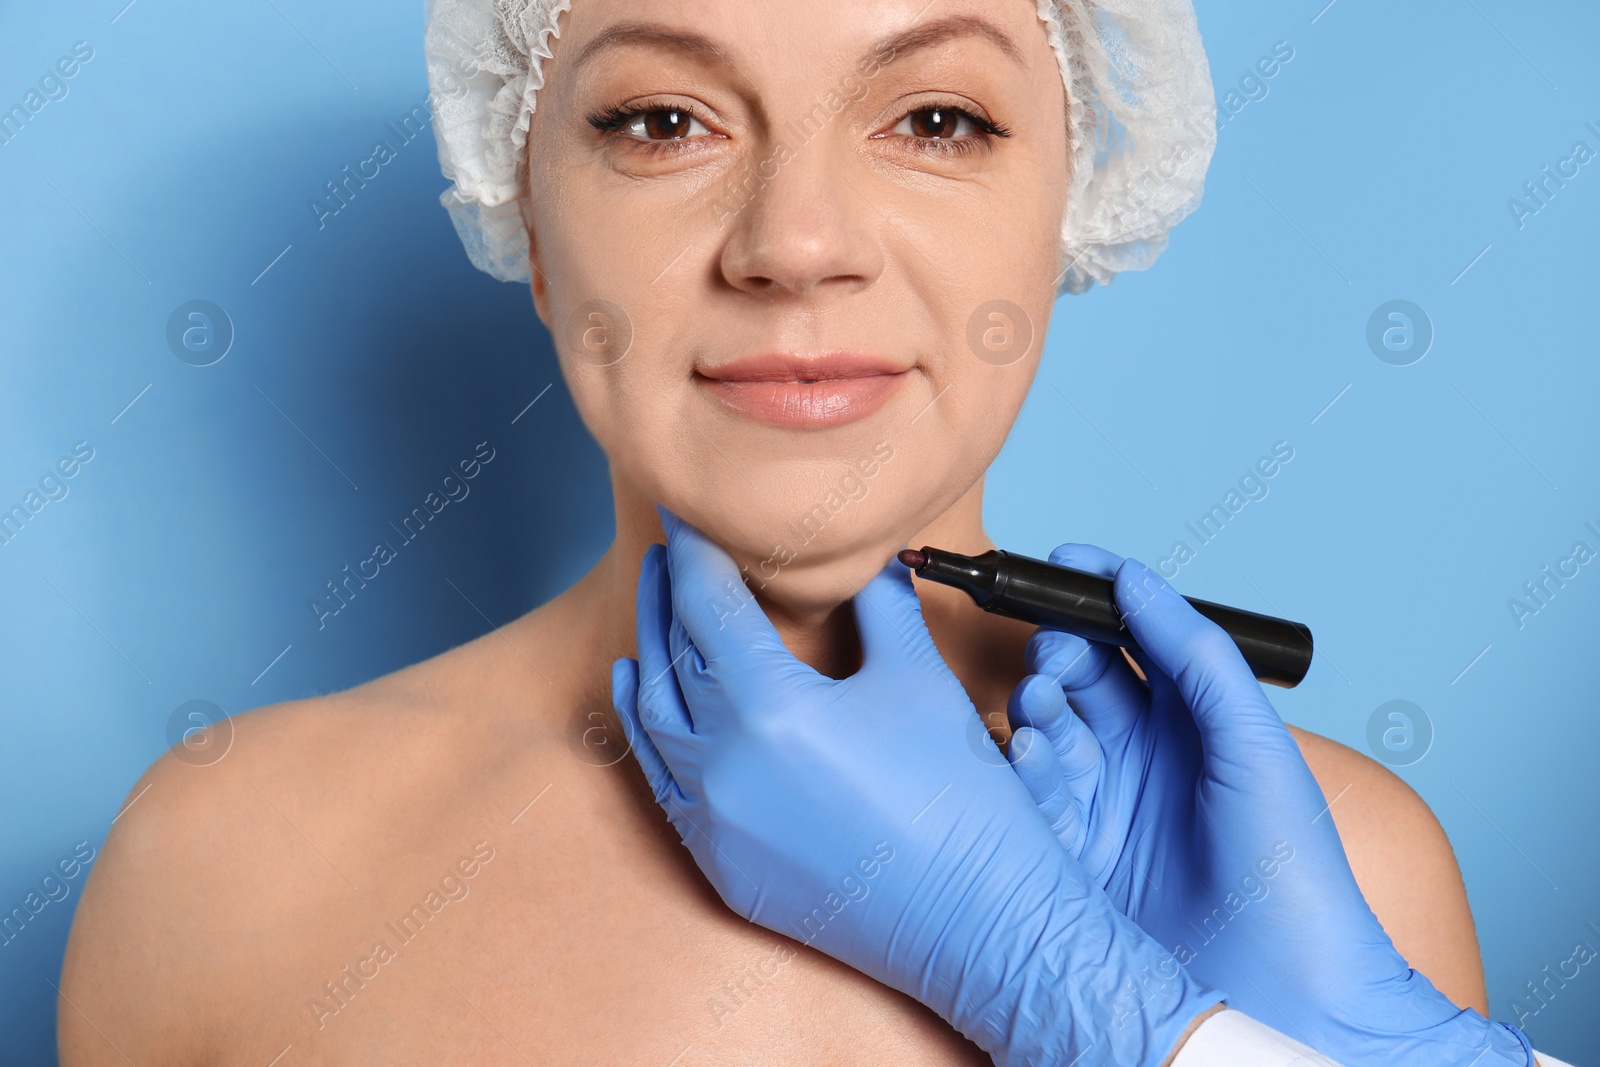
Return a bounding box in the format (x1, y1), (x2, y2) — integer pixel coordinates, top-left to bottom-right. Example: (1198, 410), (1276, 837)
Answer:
(622, 107), (711, 142)
(590, 104), (714, 152)
(588, 100), (1008, 158)
(895, 107), (977, 140)
(884, 105), (1009, 156)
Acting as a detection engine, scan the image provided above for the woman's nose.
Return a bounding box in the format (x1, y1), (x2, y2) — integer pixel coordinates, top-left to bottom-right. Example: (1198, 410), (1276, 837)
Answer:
(715, 136), (887, 299)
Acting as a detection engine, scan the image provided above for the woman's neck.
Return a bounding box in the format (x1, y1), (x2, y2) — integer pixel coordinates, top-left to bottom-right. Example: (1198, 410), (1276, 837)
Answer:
(579, 467), (1012, 687)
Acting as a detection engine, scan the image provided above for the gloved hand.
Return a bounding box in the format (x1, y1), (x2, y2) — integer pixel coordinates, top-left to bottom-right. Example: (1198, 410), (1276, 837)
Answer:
(611, 507), (1225, 1067)
(1004, 543), (1534, 1067)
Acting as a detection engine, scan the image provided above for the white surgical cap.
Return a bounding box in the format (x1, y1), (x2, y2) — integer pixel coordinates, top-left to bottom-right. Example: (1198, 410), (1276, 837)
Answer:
(423, 0), (1215, 295)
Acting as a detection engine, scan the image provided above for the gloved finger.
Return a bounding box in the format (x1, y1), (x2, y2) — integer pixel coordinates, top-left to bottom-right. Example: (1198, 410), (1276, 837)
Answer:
(657, 504), (820, 715)
(610, 655), (681, 807)
(667, 605), (707, 683)
(657, 503), (787, 662)
(1111, 558), (1288, 749)
(1006, 673), (1101, 778)
(1006, 724), (1086, 853)
(1121, 641), (1181, 708)
(1008, 673), (1102, 819)
(853, 552), (963, 691)
(1047, 542), (1125, 579)
(1025, 629), (1150, 746)
(1024, 543), (1153, 745)
(1010, 675), (1102, 798)
(634, 543), (702, 773)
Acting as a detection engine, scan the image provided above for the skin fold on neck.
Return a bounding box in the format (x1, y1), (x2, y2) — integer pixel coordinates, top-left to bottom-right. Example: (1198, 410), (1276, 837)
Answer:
(568, 462), (1015, 696)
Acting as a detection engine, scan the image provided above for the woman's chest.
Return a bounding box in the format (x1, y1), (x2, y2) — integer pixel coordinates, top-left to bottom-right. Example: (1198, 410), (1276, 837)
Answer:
(233, 770), (992, 1067)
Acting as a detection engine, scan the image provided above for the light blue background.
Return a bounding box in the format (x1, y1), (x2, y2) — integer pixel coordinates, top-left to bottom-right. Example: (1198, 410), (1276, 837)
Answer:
(2, 0), (1595, 1063)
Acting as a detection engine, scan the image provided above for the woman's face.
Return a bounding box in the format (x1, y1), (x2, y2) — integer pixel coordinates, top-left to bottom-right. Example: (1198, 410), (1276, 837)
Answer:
(525, 0), (1070, 607)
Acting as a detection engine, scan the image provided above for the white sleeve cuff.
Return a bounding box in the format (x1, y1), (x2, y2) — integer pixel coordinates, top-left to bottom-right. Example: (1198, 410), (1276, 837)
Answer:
(1169, 1009), (1584, 1067)
(1536, 1053), (1579, 1067)
(1169, 1010), (1341, 1066)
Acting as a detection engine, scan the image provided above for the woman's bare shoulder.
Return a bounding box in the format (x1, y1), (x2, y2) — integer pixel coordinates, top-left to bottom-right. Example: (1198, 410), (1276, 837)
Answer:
(1287, 724), (1488, 1013)
(58, 623), (570, 1065)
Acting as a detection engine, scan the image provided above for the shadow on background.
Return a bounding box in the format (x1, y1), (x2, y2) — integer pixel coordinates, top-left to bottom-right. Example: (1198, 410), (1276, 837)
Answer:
(1, 102), (609, 1062)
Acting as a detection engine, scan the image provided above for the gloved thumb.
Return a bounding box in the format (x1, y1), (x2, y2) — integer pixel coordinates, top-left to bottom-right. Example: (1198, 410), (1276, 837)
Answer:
(1112, 559), (1292, 762)
(656, 503), (794, 665)
(656, 503), (819, 719)
(610, 655), (679, 806)
(852, 553), (958, 687)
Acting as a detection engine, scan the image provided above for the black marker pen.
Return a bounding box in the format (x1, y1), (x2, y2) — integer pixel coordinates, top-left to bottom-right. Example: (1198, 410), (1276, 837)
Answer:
(897, 546), (1314, 689)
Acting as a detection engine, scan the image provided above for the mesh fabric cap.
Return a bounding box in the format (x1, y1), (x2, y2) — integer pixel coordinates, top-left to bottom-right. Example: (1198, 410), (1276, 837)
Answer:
(423, 0), (1216, 295)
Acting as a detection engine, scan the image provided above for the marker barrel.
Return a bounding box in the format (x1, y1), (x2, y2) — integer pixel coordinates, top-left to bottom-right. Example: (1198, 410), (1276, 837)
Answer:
(911, 547), (1313, 689)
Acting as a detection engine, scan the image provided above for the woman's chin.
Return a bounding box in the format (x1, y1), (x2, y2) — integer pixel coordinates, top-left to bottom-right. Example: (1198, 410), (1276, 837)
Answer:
(730, 538), (906, 619)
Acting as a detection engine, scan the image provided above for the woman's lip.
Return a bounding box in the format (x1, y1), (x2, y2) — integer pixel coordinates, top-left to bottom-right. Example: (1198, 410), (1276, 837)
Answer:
(696, 371), (909, 428)
(697, 351), (908, 382)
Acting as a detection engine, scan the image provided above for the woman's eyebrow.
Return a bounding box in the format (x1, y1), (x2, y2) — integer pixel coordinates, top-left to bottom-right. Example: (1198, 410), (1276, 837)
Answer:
(875, 14), (1025, 69)
(570, 14), (1026, 79)
(572, 22), (737, 76)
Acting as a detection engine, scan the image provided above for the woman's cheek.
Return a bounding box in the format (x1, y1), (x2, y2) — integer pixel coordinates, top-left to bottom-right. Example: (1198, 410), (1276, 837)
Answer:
(552, 358), (640, 462)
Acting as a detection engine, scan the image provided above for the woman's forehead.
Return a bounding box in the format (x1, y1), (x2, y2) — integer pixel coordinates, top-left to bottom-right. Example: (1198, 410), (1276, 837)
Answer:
(551, 0), (1059, 85)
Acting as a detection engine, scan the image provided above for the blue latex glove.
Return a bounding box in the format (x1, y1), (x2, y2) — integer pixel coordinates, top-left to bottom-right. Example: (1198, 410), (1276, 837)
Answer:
(1004, 543), (1534, 1067)
(611, 508), (1225, 1067)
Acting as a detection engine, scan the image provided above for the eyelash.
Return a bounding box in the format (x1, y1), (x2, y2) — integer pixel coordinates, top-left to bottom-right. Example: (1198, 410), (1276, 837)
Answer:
(586, 99), (1012, 158)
